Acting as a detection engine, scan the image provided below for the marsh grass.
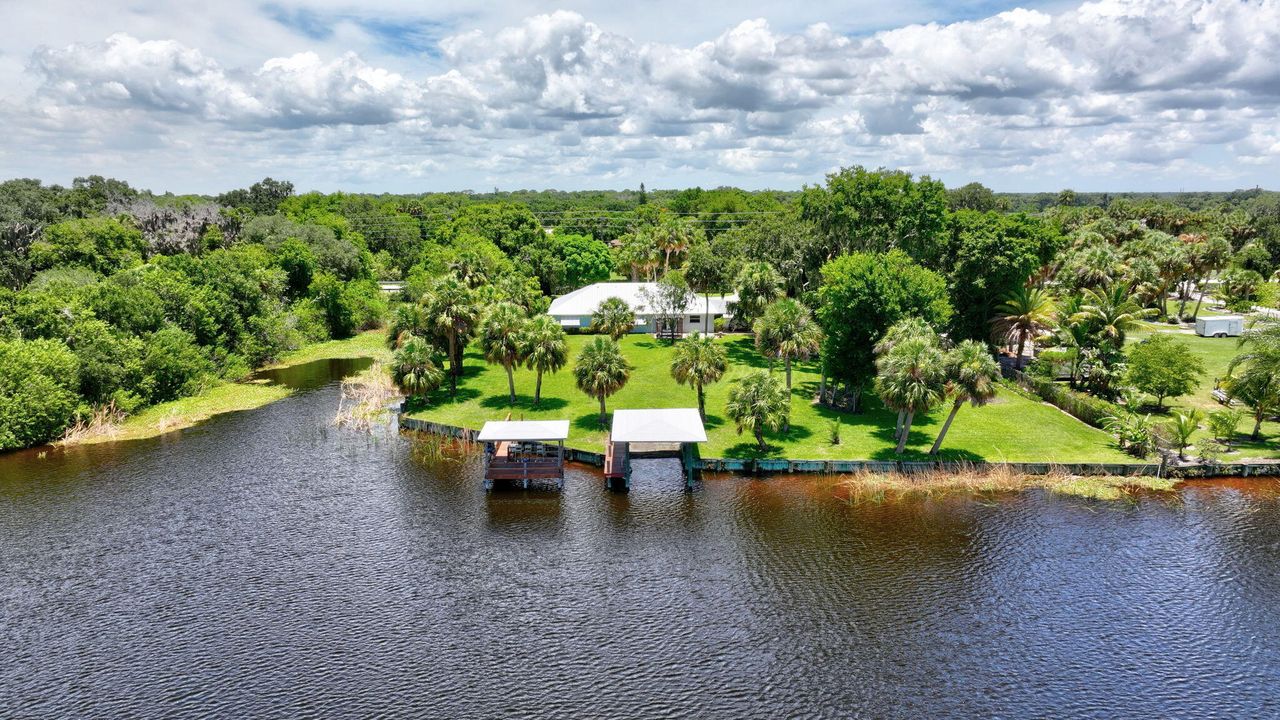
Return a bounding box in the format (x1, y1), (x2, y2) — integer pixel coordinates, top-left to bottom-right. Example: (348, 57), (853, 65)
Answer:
(333, 362), (400, 432)
(58, 402), (125, 445)
(839, 465), (1177, 503)
(408, 431), (479, 464)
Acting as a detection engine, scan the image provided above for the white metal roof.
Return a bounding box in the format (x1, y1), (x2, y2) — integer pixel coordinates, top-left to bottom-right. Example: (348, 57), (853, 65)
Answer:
(547, 282), (737, 318)
(610, 408), (707, 443)
(477, 420), (570, 442)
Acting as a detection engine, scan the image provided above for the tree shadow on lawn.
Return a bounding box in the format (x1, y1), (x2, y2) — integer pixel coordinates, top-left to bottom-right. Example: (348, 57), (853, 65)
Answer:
(479, 394), (569, 413)
(723, 337), (769, 370)
(573, 410), (611, 434)
(412, 387), (481, 410)
(720, 423), (814, 459)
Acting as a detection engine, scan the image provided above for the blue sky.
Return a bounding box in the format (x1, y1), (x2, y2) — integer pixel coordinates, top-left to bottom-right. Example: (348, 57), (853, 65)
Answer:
(0, 0), (1276, 195)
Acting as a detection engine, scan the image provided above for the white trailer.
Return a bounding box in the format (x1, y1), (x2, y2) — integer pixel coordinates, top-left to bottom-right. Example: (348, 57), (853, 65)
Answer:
(1195, 315), (1244, 338)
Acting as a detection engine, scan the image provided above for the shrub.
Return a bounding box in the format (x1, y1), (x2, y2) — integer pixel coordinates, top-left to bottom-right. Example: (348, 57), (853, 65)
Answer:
(1015, 373), (1120, 429)
(0, 338), (81, 449)
(140, 327), (213, 403)
(1207, 408), (1243, 443)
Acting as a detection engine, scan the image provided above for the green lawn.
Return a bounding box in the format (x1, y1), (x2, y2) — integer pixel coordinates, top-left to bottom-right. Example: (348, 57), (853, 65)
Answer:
(1128, 326), (1279, 458)
(407, 334), (1129, 462)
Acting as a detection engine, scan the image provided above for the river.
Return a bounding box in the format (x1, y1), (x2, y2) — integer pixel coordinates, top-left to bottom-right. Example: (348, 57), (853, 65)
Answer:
(2, 359), (1279, 718)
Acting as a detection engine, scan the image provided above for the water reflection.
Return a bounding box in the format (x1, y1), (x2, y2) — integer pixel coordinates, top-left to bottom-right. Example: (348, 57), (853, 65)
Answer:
(2, 363), (1280, 718)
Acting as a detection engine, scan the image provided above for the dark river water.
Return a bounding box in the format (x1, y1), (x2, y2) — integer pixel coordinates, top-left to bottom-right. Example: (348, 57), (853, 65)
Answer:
(3, 359), (1280, 718)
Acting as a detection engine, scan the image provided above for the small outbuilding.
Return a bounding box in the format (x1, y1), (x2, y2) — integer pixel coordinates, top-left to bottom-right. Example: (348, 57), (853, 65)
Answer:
(606, 408), (707, 491)
(477, 420), (569, 491)
(1196, 315), (1244, 338)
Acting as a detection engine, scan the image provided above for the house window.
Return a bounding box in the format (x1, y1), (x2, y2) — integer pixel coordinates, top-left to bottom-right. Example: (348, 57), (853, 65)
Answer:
(689, 316), (702, 324)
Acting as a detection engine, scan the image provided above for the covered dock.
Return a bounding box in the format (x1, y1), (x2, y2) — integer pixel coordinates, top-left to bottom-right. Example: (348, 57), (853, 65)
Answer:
(605, 408), (707, 490)
(477, 420), (569, 491)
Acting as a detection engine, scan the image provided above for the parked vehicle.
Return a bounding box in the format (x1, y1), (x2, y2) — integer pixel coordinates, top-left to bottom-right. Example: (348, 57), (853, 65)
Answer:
(1195, 315), (1244, 338)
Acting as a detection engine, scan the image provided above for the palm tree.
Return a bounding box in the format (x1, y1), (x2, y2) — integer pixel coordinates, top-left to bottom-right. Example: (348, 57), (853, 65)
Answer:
(670, 332), (728, 420)
(1167, 410), (1202, 460)
(725, 370), (790, 450)
(574, 337), (631, 427)
(1072, 282), (1155, 348)
(391, 334), (444, 399)
(479, 302), (528, 405)
(592, 297), (635, 341)
(991, 286), (1056, 370)
(753, 299), (823, 391)
(522, 315), (568, 406)
(422, 275), (480, 396)
(875, 318), (942, 439)
(1226, 321), (1280, 439)
(655, 216), (700, 271)
(875, 336), (946, 454)
(929, 340), (1001, 456)
(386, 303), (429, 350)
(874, 317), (939, 357)
(617, 228), (661, 281)
(733, 261), (785, 327)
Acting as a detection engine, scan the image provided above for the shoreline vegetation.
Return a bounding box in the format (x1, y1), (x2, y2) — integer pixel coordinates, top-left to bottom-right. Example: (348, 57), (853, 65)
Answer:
(834, 467), (1178, 503)
(60, 331), (389, 446)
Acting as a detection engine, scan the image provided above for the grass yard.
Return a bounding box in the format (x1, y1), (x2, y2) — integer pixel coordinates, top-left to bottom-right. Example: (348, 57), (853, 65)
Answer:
(1128, 325), (1280, 458)
(407, 334), (1129, 462)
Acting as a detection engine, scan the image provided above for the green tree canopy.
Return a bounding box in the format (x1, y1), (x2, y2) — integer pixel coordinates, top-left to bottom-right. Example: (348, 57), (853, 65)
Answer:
(816, 250), (952, 406)
(30, 217), (147, 276)
(799, 165), (948, 266)
(943, 211), (1061, 341)
(1125, 334), (1205, 408)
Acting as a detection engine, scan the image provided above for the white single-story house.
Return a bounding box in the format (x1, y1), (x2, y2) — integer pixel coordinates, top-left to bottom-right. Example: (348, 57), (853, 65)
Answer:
(547, 282), (737, 335)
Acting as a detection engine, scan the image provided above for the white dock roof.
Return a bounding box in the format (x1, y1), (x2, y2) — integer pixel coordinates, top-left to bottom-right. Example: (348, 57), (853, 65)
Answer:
(477, 420), (570, 442)
(610, 408), (707, 443)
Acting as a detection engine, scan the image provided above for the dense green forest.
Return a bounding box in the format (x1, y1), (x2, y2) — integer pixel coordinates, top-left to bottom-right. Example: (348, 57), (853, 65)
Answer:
(2, 170), (1279, 452)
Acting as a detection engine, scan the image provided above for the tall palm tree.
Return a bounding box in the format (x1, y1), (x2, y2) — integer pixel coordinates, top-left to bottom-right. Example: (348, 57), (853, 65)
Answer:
(592, 297), (635, 341)
(618, 228), (661, 281)
(991, 286), (1057, 370)
(391, 334), (444, 399)
(656, 217), (699, 272)
(875, 317), (942, 439)
(929, 340), (1001, 456)
(753, 299), (823, 391)
(574, 337), (632, 427)
(522, 315), (568, 406)
(725, 370), (790, 450)
(1072, 282), (1155, 348)
(670, 332), (728, 420)
(479, 302), (528, 404)
(386, 302), (429, 350)
(875, 336), (946, 454)
(422, 275), (480, 396)
(1226, 319), (1280, 439)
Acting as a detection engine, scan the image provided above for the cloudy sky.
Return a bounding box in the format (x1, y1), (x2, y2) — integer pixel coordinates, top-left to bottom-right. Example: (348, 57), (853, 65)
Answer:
(1, 0), (1277, 194)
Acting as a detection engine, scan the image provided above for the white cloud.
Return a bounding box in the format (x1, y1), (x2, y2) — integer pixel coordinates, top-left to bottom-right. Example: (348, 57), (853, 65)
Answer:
(5, 0), (1280, 192)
